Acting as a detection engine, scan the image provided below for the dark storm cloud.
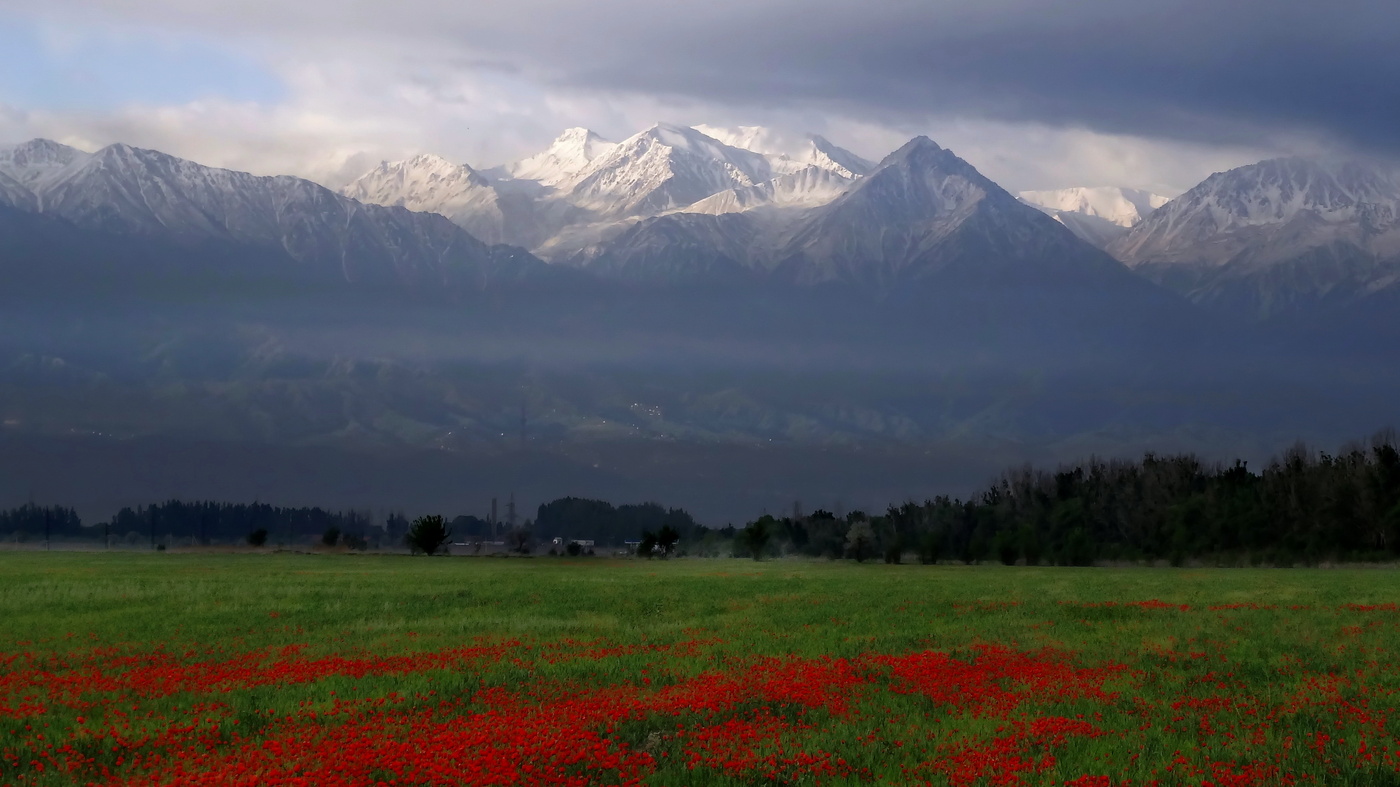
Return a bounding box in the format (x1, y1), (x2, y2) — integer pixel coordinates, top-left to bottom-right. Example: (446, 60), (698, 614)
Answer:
(7, 0), (1397, 154)
(528, 0), (1399, 153)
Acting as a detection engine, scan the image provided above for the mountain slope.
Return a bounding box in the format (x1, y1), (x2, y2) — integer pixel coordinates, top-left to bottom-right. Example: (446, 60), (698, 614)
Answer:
(0, 170), (34, 211)
(565, 124), (774, 218)
(1111, 157), (1400, 318)
(681, 165), (856, 215)
(341, 153), (541, 246)
(692, 125), (874, 179)
(772, 137), (1134, 289)
(503, 128), (616, 187)
(0, 139), (86, 191)
(3, 139), (551, 291)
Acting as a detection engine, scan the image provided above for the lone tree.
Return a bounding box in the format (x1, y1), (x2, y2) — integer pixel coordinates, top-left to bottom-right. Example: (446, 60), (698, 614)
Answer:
(741, 518), (772, 561)
(656, 525), (681, 557)
(321, 527), (341, 548)
(637, 531), (659, 558)
(846, 521), (877, 563)
(506, 526), (533, 555)
(247, 528), (268, 547)
(405, 515), (452, 556)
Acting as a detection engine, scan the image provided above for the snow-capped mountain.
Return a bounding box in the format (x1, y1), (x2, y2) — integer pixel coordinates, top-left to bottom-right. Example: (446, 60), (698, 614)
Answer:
(1020, 187), (1170, 228)
(681, 166), (856, 215)
(0, 139), (545, 288)
(1109, 158), (1400, 318)
(692, 125), (874, 180)
(341, 153), (527, 245)
(563, 123), (774, 219)
(1018, 187), (1171, 249)
(0, 138), (86, 192)
(1114, 158), (1400, 267)
(340, 123), (873, 259)
(502, 128), (616, 187)
(772, 138), (1133, 287)
(588, 136), (1147, 293)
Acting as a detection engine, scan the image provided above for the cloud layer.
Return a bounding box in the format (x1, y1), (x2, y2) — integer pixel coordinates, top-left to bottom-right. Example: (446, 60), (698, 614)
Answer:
(2, 0), (1388, 191)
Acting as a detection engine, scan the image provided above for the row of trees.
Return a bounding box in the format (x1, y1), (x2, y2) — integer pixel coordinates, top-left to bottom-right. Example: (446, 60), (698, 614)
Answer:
(6, 432), (1399, 564)
(534, 498), (699, 547)
(725, 432), (1400, 566)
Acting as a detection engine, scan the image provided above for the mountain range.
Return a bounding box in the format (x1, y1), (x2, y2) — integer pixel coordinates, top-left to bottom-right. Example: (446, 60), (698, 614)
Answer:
(2, 125), (1400, 520)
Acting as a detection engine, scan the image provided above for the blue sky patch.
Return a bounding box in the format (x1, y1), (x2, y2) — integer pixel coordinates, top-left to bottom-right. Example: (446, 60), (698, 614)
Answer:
(0, 16), (284, 110)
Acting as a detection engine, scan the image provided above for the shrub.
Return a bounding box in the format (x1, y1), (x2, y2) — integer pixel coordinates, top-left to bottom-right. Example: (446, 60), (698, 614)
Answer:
(321, 527), (341, 547)
(566, 542), (583, 557)
(405, 515), (452, 556)
(247, 528), (269, 547)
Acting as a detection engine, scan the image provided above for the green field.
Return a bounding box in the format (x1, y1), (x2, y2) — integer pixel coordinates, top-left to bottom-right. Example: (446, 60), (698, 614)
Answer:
(2, 554), (1399, 786)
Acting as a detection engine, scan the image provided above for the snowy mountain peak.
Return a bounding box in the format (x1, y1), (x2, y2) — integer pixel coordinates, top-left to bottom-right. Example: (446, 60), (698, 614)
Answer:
(345, 154), (490, 201)
(0, 138), (88, 188)
(1113, 157), (1400, 268)
(691, 125), (873, 179)
(1019, 187), (1170, 229)
(565, 124), (774, 218)
(341, 153), (518, 244)
(505, 128), (616, 187)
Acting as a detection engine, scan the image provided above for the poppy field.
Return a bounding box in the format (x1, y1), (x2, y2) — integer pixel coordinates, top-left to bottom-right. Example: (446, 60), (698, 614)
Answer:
(2, 554), (1399, 786)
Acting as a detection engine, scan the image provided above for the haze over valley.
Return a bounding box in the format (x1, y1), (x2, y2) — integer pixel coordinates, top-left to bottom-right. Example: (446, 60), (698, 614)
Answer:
(2, 116), (1399, 521)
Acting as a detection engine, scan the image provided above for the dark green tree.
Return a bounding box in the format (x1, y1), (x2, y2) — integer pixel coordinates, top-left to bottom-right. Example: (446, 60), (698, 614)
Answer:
(656, 525), (681, 557)
(741, 518), (772, 561)
(406, 515), (452, 556)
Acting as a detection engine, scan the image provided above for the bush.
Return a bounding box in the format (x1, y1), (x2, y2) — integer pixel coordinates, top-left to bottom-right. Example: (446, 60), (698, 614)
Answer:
(566, 542), (583, 557)
(405, 515), (452, 556)
(342, 532), (368, 551)
(247, 528), (269, 547)
(321, 527), (341, 547)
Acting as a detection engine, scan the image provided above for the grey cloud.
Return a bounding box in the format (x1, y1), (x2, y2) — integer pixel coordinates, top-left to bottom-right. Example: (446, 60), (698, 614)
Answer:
(18, 0), (1397, 155)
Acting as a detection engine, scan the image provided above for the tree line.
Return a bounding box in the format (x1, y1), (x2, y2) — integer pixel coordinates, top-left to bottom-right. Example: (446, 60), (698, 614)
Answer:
(4, 431), (1399, 564)
(722, 431), (1400, 566)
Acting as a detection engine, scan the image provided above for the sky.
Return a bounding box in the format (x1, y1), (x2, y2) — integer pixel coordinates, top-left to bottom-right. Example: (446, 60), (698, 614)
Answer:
(0, 0), (1391, 195)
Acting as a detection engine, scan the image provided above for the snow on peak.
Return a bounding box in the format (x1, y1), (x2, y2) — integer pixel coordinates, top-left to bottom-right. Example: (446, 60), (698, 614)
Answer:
(341, 153), (515, 243)
(0, 138), (89, 188)
(506, 128), (616, 187)
(343, 154), (489, 205)
(563, 124), (775, 217)
(692, 125), (873, 179)
(1113, 157), (1400, 267)
(1019, 187), (1171, 228)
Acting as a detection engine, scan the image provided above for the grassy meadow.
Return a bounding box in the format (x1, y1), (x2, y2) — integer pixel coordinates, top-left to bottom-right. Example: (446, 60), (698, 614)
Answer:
(2, 553), (1399, 785)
